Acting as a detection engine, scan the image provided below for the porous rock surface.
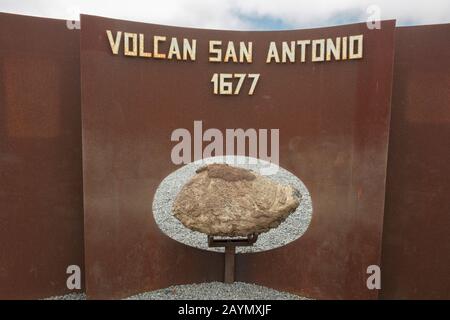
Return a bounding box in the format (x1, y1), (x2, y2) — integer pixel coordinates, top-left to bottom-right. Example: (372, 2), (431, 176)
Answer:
(172, 163), (300, 236)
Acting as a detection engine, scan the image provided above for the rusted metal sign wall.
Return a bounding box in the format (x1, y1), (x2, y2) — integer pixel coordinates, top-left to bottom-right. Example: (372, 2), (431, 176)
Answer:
(80, 15), (395, 299)
(1, 12), (449, 300)
(0, 13), (84, 299)
(380, 24), (450, 300)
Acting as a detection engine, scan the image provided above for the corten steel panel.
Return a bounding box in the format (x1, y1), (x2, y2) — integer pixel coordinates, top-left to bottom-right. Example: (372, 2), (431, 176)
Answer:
(0, 13), (84, 299)
(380, 24), (450, 299)
(81, 15), (395, 299)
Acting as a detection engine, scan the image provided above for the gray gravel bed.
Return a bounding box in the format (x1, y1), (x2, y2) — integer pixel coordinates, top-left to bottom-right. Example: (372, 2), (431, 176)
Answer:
(43, 282), (309, 300)
(126, 282), (307, 300)
(43, 292), (86, 300)
(153, 156), (313, 253)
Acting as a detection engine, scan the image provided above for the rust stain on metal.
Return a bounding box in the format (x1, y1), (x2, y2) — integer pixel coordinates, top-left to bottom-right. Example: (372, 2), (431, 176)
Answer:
(380, 24), (450, 300)
(0, 13), (84, 299)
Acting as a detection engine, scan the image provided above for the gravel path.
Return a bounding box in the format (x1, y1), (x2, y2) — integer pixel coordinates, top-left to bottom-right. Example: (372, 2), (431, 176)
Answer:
(44, 282), (308, 300)
(126, 282), (307, 300)
(153, 156), (313, 253)
(44, 292), (86, 300)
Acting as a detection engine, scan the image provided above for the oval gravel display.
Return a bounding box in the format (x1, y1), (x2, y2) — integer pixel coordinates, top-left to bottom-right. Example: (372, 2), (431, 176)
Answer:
(152, 156), (313, 253)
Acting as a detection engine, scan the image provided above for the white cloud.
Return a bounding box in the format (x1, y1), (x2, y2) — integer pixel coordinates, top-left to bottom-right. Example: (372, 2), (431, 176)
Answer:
(0, 0), (449, 30)
(236, 0), (450, 27)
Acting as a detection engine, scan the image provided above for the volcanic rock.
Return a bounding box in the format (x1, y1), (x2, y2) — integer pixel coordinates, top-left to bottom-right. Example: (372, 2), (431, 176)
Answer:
(172, 163), (300, 236)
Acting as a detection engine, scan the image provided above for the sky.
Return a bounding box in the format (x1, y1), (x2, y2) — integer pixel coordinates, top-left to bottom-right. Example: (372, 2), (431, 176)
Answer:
(0, 0), (449, 30)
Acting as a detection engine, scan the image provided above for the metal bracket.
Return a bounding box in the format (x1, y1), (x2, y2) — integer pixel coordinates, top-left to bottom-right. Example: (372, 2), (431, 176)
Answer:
(207, 234), (258, 284)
